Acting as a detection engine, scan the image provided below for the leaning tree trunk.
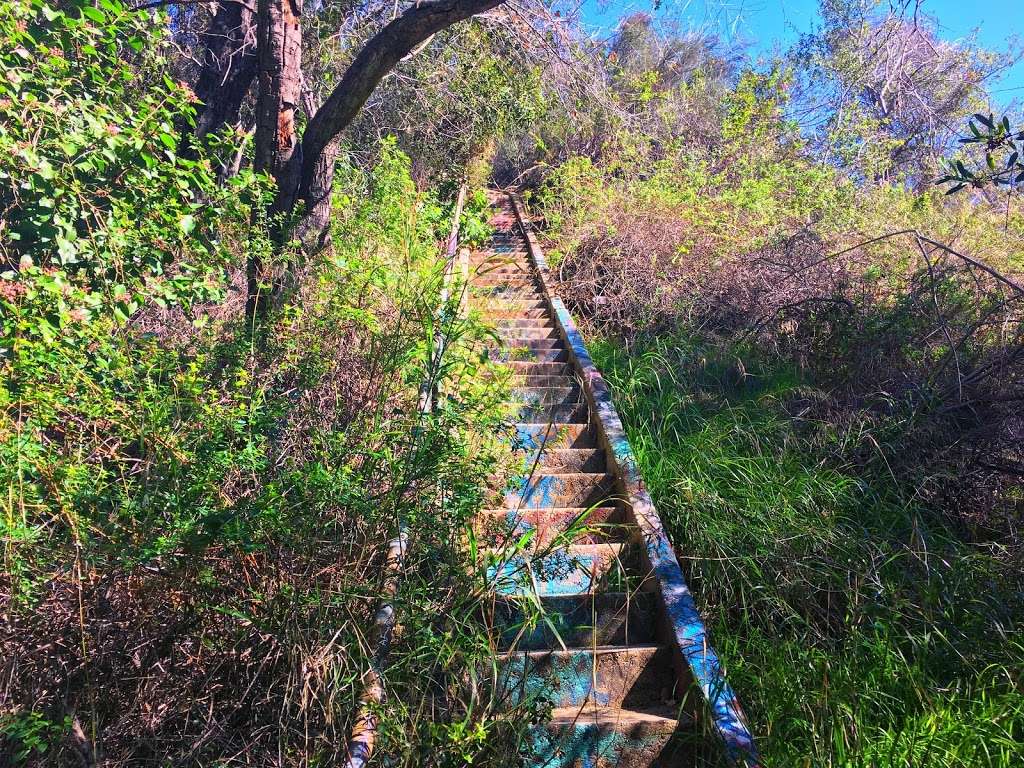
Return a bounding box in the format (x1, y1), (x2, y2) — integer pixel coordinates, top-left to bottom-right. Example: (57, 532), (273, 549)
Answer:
(250, 0), (303, 316)
(193, 1), (258, 144)
(294, 0), (506, 243)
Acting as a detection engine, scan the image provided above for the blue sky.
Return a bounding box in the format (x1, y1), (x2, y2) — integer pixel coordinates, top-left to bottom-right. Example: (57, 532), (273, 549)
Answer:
(579, 0), (1023, 107)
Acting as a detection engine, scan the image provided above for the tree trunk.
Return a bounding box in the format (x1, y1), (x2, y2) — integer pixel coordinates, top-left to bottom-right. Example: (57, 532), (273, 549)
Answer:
(250, 0), (303, 316)
(246, 0), (508, 310)
(295, 0), (506, 242)
(193, 2), (258, 144)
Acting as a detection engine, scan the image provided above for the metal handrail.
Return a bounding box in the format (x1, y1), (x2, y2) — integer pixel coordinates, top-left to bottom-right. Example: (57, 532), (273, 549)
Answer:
(342, 182), (468, 768)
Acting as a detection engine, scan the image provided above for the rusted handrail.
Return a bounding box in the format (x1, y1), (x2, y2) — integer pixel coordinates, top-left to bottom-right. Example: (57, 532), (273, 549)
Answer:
(342, 183), (468, 768)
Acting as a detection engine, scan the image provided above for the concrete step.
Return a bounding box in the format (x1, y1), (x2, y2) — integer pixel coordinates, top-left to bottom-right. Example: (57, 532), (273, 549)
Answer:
(472, 298), (548, 310)
(495, 318), (555, 329)
(527, 448), (605, 473)
(476, 505), (623, 549)
(472, 286), (546, 300)
(475, 276), (537, 286)
(488, 307), (550, 320)
(512, 386), (581, 406)
(515, 402), (587, 424)
(471, 261), (530, 271)
(511, 374), (577, 388)
(503, 472), (615, 509)
(508, 361), (573, 376)
(513, 422), (594, 450)
(493, 347), (569, 364)
(500, 644), (674, 708)
(494, 592), (658, 650)
(498, 326), (560, 340)
(471, 259), (529, 269)
(534, 705), (691, 768)
(487, 542), (628, 596)
(501, 338), (564, 352)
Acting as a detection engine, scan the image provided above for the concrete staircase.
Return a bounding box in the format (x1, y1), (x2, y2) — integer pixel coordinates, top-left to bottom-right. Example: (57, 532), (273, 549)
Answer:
(468, 196), (698, 767)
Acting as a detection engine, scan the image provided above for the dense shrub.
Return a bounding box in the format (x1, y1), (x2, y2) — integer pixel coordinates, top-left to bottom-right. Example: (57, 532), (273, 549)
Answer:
(522, 40), (1024, 766)
(0, 4), (526, 760)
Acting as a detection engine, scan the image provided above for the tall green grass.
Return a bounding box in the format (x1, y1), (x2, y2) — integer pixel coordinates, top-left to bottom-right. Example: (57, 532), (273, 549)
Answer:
(589, 334), (1024, 767)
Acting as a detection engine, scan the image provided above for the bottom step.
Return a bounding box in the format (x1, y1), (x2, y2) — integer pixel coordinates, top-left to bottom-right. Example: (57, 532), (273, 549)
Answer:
(529, 704), (692, 768)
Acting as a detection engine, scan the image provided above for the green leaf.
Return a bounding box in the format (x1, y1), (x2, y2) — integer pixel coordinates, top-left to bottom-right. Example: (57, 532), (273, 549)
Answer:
(179, 214), (196, 234)
(81, 6), (106, 23)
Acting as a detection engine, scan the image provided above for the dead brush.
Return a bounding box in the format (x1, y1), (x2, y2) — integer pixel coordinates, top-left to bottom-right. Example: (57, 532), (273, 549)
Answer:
(552, 200), (1024, 548)
(2, 162), (529, 765)
(554, 204), (713, 338)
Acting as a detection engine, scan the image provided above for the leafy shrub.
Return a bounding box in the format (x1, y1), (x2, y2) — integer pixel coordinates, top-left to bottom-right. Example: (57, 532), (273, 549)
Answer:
(0, 9), (525, 757)
(524, 41), (1024, 765)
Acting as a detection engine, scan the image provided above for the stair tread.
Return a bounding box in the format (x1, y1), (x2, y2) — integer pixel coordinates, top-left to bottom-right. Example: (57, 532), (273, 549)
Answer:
(481, 506), (618, 515)
(486, 541), (625, 557)
(512, 642), (661, 659)
(548, 703), (681, 729)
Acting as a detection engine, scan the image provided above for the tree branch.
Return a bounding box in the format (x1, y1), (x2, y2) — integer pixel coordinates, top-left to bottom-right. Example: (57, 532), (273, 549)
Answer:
(299, 0), (505, 193)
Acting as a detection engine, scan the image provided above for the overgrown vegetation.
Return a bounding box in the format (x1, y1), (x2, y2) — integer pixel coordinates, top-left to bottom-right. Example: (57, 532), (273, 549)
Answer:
(4, 0), (1024, 763)
(0, 2), (541, 763)
(514, 5), (1024, 766)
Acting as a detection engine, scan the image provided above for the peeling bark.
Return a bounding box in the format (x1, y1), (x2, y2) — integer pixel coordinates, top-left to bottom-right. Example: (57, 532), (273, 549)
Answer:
(254, 0), (303, 204)
(250, 0), (303, 315)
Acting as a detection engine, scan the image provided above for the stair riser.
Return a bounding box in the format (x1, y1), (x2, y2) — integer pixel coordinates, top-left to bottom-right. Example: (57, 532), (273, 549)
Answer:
(523, 448), (605, 473)
(515, 402), (587, 424)
(512, 375), (576, 388)
(512, 386), (580, 406)
(474, 299), (548, 309)
(513, 423), (593, 450)
(498, 327), (560, 340)
(473, 289), (545, 300)
(476, 506), (622, 549)
(504, 474), (615, 509)
(487, 545), (623, 596)
(471, 268), (532, 279)
(508, 361), (573, 376)
(528, 723), (690, 768)
(488, 309), (550, 320)
(494, 349), (569, 364)
(500, 646), (672, 708)
(475, 278), (537, 287)
(499, 338), (564, 351)
(496, 319), (555, 329)
(495, 593), (657, 650)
